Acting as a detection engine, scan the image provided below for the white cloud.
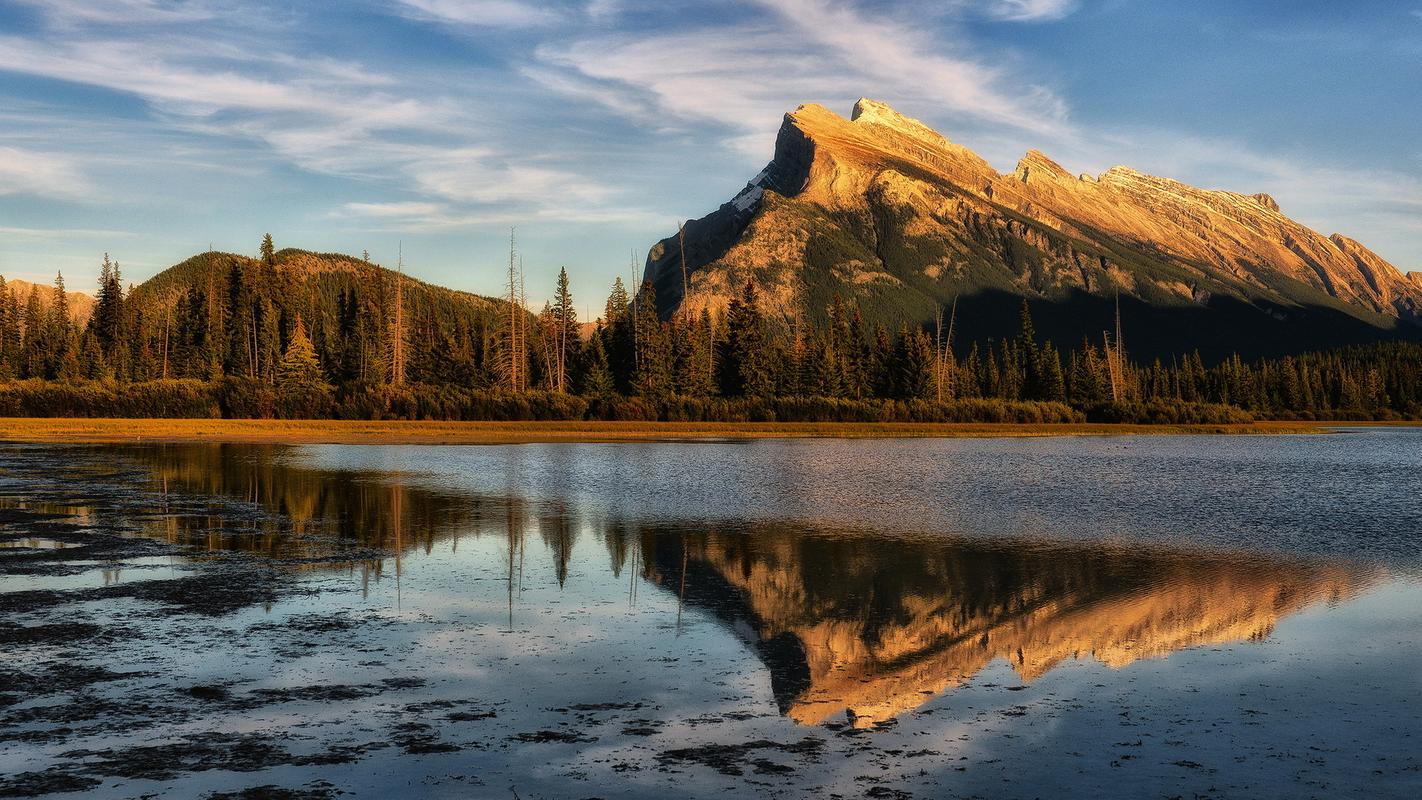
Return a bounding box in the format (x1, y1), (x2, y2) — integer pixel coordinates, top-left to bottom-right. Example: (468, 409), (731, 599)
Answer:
(342, 201), (447, 218)
(394, 0), (561, 27)
(7, 0), (217, 26)
(0, 147), (91, 198)
(0, 226), (135, 239)
(531, 0), (1069, 169)
(981, 0), (1078, 22)
(338, 198), (661, 231)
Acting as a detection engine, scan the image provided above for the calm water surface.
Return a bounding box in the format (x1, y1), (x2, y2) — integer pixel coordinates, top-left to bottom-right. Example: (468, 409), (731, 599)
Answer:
(2, 429), (1421, 798)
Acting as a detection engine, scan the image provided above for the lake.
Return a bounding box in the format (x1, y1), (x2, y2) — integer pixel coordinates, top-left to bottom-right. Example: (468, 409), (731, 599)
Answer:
(2, 430), (1420, 798)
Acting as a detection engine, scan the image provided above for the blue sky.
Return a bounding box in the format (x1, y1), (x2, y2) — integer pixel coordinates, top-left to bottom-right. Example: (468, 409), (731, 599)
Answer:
(1, 0), (1419, 306)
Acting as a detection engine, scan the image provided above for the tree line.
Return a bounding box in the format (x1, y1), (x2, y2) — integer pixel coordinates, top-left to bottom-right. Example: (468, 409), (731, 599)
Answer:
(1, 236), (1420, 421)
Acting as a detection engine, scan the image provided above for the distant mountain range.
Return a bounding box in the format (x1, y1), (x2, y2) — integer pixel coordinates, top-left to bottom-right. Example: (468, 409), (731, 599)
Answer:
(644, 99), (1422, 359)
(4, 278), (95, 326)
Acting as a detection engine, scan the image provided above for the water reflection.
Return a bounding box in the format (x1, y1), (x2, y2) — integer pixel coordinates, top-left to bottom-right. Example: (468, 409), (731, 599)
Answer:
(640, 531), (1372, 726)
(121, 444), (1377, 727)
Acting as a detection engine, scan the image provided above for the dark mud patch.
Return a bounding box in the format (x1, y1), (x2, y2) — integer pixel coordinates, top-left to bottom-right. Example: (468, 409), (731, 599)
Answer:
(0, 622), (107, 647)
(0, 664), (141, 700)
(392, 721), (462, 754)
(204, 783), (337, 800)
(53, 731), (382, 782)
(509, 729), (597, 744)
(0, 565), (294, 617)
(657, 736), (826, 776)
(0, 771), (101, 798)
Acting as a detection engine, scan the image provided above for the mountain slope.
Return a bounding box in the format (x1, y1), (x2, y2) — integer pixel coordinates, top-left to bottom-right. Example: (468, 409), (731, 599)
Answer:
(644, 99), (1422, 359)
(4, 278), (96, 326)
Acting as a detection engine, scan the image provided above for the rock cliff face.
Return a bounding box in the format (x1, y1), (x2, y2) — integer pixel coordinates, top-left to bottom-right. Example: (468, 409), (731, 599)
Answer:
(644, 99), (1421, 357)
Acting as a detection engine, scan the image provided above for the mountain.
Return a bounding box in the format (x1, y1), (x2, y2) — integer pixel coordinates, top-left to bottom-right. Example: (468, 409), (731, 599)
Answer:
(644, 99), (1422, 360)
(3, 278), (96, 326)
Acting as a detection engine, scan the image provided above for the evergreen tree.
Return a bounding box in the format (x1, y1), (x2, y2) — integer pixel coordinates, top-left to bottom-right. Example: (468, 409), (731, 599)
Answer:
(0, 280), (17, 379)
(869, 325), (894, 398)
(260, 233), (275, 267)
(19, 287), (45, 379)
(276, 316), (332, 417)
(551, 267), (578, 393)
(632, 281), (672, 397)
(92, 254), (124, 354)
(1037, 341), (1066, 402)
(891, 326), (934, 400)
(576, 329), (615, 396)
(718, 279), (773, 397)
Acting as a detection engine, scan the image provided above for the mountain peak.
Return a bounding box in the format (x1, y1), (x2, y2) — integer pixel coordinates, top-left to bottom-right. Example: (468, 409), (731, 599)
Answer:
(1252, 193), (1281, 212)
(1014, 149), (1072, 184)
(849, 97), (951, 147)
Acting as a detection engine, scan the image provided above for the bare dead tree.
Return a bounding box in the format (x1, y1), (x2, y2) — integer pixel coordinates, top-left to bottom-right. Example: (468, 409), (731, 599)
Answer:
(389, 243), (407, 387)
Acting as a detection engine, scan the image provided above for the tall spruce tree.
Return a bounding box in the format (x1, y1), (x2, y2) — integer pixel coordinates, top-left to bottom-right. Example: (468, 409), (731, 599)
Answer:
(576, 330), (615, 396)
(718, 279), (773, 397)
(632, 281), (672, 397)
(277, 316), (331, 417)
(0, 279), (16, 379)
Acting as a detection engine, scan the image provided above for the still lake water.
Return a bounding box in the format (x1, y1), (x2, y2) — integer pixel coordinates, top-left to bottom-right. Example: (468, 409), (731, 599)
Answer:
(2, 430), (1421, 798)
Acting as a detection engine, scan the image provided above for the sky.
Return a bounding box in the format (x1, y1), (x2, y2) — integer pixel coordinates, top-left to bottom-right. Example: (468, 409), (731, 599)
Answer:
(0, 0), (1419, 305)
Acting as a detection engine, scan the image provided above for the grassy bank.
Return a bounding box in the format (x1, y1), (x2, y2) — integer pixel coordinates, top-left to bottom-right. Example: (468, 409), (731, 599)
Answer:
(0, 417), (1346, 445)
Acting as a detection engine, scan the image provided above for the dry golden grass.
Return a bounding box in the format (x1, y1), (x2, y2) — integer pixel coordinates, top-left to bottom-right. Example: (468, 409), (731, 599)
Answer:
(0, 417), (1343, 445)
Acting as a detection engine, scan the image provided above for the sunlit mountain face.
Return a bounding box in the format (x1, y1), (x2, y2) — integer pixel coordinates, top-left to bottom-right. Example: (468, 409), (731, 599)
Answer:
(644, 100), (1422, 360)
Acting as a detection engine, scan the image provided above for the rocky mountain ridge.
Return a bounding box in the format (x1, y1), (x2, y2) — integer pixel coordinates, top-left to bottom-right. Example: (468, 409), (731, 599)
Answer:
(644, 99), (1421, 358)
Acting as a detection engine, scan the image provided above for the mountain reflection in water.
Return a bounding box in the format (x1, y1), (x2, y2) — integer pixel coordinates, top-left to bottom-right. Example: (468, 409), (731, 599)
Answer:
(124, 443), (1376, 727)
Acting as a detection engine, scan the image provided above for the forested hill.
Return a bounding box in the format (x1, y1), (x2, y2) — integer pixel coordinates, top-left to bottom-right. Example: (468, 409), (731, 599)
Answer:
(0, 244), (510, 390)
(122, 247), (509, 387)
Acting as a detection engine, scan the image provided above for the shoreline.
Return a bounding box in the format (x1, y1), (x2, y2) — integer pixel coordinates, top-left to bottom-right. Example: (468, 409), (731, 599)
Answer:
(0, 417), (1403, 445)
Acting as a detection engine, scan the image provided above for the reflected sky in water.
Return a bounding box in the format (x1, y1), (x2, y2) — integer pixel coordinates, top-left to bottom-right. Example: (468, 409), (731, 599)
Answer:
(6, 433), (1420, 798)
(119, 433), (1415, 726)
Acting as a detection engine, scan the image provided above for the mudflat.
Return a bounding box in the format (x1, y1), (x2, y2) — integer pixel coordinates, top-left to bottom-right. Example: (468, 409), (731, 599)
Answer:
(0, 417), (1341, 445)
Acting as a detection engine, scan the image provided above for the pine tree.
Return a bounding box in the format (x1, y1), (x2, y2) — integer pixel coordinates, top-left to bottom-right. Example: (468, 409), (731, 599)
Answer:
(19, 287), (45, 379)
(551, 267), (578, 393)
(92, 254), (124, 354)
(1015, 299), (1042, 400)
(0, 279), (17, 379)
(632, 281), (672, 398)
(869, 325), (894, 398)
(277, 316), (332, 417)
(575, 330), (615, 396)
(718, 279), (773, 397)
(891, 326), (934, 399)
(260, 233), (275, 267)
(1038, 341), (1066, 402)
(602, 277), (634, 394)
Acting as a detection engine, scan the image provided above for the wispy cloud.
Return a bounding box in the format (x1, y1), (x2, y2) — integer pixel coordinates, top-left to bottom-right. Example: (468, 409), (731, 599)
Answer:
(0, 147), (90, 198)
(7, 0), (217, 26)
(531, 0), (1069, 166)
(338, 199), (662, 231)
(981, 0), (1079, 22)
(0, 4), (645, 227)
(0, 226), (135, 239)
(393, 0), (563, 28)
